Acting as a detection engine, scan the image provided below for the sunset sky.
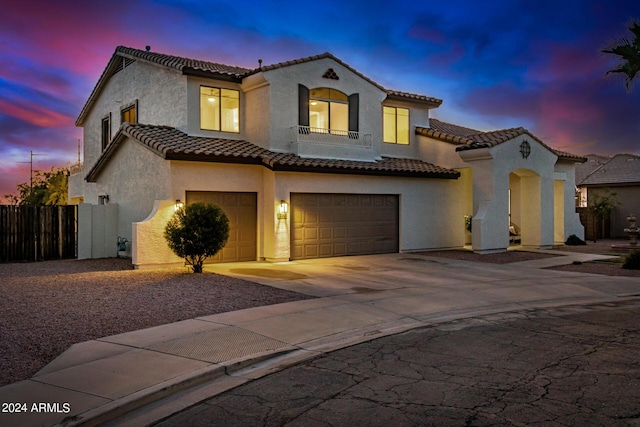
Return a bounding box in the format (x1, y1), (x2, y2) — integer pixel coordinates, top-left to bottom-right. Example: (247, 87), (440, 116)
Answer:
(1, 0), (640, 201)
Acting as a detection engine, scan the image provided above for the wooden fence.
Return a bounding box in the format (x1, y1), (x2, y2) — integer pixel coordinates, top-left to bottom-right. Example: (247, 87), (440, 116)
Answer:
(577, 207), (611, 241)
(0, 205), (77, 262)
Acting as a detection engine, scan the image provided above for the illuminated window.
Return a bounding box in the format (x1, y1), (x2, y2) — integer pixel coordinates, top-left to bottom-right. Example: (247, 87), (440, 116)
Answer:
(121, 102), (137, 124)
(309, 88), (348, 132)
(383, 106), (409, 144)
(200, 87), (239, 132)
(101, 114), (111, 150)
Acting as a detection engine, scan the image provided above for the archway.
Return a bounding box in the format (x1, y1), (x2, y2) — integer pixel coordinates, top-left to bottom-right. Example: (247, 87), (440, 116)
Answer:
(509, 169), (542, 247)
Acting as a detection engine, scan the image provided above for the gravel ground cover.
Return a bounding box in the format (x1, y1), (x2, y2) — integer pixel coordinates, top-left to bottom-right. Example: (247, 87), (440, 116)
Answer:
(550, 239), (640, 277)
(0, 258), (313, 387)
(423, 240), (640, 277)
(2, 240), (638, 387)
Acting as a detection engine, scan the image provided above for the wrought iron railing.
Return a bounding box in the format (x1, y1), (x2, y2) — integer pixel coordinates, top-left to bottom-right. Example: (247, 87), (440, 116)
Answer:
(292, 126), (372, 148)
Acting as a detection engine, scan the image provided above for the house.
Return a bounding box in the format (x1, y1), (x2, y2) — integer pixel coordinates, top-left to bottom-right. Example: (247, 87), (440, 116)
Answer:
(576, 153), (640, 239)
(68, 46), (585, 268)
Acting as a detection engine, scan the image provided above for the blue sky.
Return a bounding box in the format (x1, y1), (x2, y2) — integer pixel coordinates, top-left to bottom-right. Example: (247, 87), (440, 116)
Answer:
(1, 0), (639, 199)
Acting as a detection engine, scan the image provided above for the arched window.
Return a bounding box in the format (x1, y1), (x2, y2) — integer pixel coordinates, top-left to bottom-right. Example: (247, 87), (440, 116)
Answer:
(309, 88), (348, 132)
(299, 85), (359, 134)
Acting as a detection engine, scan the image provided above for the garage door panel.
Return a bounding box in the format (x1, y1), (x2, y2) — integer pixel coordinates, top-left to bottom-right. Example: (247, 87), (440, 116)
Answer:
(304, 245), (318, 257)
(291, 193), (398, 260)
(186, 191), (257, 263)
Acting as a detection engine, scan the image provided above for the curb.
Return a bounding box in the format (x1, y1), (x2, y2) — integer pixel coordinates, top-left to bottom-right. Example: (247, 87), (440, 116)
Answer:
(56, 348), (295, 427)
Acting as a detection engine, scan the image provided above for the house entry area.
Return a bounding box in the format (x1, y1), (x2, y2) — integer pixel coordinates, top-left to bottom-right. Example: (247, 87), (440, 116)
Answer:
(186, 191), (257, 262)
(509, 170), (542, 247)
(290, 193), (399, 260)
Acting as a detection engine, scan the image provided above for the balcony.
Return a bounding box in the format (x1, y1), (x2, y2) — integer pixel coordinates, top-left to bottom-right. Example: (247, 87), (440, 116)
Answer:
(290, 126), (376, 161)
(292, 126), (372, 148)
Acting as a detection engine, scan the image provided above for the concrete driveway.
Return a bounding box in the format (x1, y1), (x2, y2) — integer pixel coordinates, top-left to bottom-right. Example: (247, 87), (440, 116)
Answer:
(2, 250), (638, 427)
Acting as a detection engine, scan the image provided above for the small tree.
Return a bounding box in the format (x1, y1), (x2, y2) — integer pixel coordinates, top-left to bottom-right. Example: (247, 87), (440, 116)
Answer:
(4, 166), (69, 206)
(588, 189), (619, 242)
(164, 203), (230, 273)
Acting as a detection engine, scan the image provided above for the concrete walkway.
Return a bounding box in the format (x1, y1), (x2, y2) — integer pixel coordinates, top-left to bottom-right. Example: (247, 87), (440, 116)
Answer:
(1, 250), (638, 427)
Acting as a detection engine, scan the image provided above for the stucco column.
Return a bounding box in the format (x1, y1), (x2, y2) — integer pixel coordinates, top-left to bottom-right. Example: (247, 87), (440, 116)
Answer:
(539, 174), (555, 248)
(461, 149), (509, 253)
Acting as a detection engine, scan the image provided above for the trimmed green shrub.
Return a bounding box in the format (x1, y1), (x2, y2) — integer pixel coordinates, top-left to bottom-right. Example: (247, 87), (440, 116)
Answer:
(565, 234), (586, 246)
(164, 202), (229, 273)
(622, 249), (640, 270)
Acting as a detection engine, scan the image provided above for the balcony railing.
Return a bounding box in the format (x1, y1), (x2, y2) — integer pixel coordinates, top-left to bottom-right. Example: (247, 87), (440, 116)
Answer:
(69, 162), (83, 176)
(292, 126), (372, 148)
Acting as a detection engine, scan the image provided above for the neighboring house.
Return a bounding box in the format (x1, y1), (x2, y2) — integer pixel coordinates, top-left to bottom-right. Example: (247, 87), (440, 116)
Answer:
(576, 153), (640, 238)
(69, 46), (585, 268)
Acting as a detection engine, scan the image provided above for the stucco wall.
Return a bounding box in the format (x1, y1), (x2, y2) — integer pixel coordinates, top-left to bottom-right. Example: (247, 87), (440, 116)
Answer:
(379, 99), (430, 160)
(459, 136), (559, 252)
(78, 60), (186, 205)
(554, 161), (584, 240)
(416, 135), (469, 169)
(131, 160), (465, 266)
(184, 76), (245, 139)
(77, 203), (118, 259)
(93, 137), (171, 246)
(242, 74), (271, 150)
(271, 171), (466, 259)
(262, 58), (388, 157)
(132, 200), (184, 268)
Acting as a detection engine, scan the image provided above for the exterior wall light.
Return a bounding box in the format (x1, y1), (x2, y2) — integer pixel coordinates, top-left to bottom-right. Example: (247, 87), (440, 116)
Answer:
(277, 200), (289, 219)
(175, 199), (184, 211)
(520, 140), (531, 159)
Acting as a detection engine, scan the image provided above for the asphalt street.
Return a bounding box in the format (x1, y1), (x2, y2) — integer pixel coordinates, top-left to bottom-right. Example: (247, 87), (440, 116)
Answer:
(154, 299), (640, 427)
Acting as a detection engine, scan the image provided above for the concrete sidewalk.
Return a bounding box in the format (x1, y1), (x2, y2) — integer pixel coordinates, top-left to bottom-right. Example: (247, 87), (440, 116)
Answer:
(1, 250), (638, 427)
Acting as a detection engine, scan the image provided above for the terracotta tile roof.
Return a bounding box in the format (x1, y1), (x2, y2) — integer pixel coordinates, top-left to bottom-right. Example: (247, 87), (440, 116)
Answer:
(77, 47), (442, 125)
(122, 124), (269, 159)
(77, 46), (253, 126)
(115, 46), (252, 78)
(263, 153), (458, 178)
(419, 119), (586, 162)
(255, 52), (442, 106)
(427, 119), (481, 138)
(578, 153), (640, 186)
(85, 124), (459, 181)
(386, 90), (442, 107)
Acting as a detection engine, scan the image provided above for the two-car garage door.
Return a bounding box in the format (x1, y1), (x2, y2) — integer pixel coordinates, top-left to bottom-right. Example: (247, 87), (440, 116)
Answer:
(185, 191), (399, 262)
(290, 193), (399, 260)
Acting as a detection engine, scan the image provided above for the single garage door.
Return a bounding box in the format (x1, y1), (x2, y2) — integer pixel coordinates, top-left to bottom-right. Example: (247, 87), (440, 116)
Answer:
(186, 191), (257, 263)
(291, 193), (399, 260)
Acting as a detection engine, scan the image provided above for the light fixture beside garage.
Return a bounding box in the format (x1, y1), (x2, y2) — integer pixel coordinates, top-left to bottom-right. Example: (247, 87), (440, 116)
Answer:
(175, 199), (184, 211)
(277, 200), (289, 219)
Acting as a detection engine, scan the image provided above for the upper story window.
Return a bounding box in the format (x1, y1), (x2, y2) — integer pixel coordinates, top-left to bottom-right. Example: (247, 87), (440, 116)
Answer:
(298, 85), (359, 135)
(121, 101), (137, 124)
(101, 114), (111, 150)
(200, 86), (240, 133)
(383, 106), (409, 144)
(309, 88), (348, 132)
